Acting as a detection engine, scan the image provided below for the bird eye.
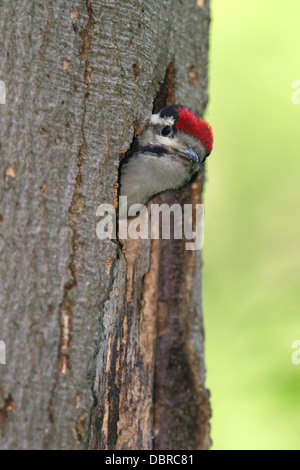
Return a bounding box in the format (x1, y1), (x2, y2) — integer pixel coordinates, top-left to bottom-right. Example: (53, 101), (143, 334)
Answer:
(161, 126), (172, 137)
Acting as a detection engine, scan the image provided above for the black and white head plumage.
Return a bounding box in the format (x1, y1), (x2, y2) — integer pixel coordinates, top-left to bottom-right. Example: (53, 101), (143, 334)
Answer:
(120, 105), (213, 210)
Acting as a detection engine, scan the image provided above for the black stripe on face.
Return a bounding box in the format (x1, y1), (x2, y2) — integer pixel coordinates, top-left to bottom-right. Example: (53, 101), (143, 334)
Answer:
(140, 144), (170, 157)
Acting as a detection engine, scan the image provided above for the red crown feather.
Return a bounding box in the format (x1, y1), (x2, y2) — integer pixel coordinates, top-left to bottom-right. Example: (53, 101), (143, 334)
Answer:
(176, 107), (213, 155)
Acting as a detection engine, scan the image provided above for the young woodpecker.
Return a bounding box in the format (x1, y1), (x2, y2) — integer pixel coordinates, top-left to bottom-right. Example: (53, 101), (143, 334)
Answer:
(119, 104), (213, 212)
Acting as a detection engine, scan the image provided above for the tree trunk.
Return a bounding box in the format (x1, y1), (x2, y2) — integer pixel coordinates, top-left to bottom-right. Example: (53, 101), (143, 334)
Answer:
(0, 0), (211, 450)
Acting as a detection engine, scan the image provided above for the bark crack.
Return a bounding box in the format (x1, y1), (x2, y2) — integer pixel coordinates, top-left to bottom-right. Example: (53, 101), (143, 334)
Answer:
(57, 0), (94, 375)
(46, 1), (95, 440)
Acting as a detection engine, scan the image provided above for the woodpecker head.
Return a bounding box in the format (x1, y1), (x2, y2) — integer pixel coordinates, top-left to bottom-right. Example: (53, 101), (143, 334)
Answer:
(120, 104), (213, 211)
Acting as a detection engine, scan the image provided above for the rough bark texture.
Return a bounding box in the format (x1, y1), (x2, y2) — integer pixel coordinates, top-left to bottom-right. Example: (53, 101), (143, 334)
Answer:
(0, 0), (211, 450)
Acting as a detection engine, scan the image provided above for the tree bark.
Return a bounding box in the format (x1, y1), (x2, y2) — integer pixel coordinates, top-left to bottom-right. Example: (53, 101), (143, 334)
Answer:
(0, 0), (211, 450)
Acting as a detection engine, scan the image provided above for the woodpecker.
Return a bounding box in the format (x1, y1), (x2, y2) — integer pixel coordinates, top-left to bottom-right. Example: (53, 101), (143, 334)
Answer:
(119, 104), (213, 213)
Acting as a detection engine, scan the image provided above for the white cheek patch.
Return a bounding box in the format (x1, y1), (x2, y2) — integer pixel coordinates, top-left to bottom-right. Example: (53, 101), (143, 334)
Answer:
(141, 125), (179, 149)
(157, 135), (180, 148)
(150, 114), (175, 127)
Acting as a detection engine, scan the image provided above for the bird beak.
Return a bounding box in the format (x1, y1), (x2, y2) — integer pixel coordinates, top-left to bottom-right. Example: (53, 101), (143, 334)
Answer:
(178, 147), (199, 164)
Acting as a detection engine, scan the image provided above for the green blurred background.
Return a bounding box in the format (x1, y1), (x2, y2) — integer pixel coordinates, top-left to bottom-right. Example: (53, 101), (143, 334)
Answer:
(203, 0), (300, 450)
